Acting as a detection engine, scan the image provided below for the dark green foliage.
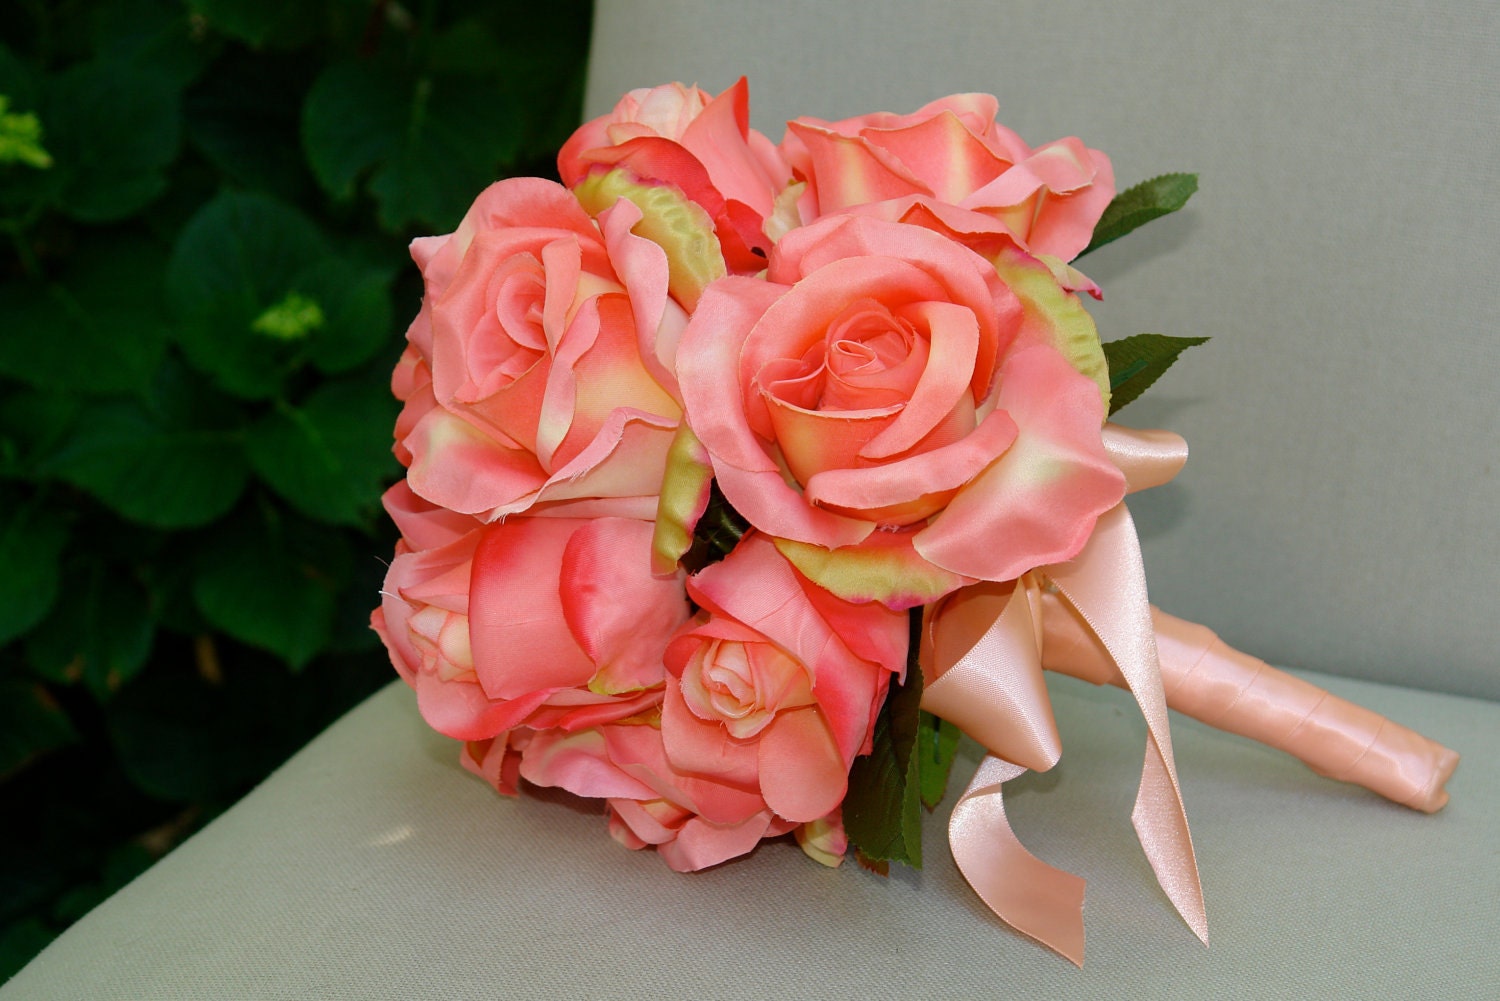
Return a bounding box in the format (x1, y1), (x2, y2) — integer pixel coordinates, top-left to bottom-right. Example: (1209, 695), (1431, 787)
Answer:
(843, 610), (928, 867)
(0, 0), (593, 976)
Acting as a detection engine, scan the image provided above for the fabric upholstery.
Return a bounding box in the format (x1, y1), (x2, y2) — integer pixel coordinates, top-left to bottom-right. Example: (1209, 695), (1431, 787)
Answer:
(4, 677), (1494, 999)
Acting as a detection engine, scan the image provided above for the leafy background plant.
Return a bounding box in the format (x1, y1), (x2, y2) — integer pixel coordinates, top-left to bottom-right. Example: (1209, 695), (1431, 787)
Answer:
(0, 0), (592, 978)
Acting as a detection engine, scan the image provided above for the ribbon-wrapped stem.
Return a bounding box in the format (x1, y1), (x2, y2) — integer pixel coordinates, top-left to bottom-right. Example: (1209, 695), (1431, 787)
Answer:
(1039, 593), (1459, 813)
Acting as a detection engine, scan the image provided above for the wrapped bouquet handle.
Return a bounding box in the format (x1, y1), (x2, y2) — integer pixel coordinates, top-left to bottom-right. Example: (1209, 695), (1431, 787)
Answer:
(1040, 597), (1459, 812)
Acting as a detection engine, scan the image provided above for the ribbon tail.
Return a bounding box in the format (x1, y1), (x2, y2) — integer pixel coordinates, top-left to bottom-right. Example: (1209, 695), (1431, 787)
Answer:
(949, 755), (1087, 966)
(1044, 503), (1209, 945)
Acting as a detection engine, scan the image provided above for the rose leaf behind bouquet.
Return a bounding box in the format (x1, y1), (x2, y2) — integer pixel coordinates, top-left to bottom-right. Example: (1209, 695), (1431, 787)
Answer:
(374, 79), (1457, 966)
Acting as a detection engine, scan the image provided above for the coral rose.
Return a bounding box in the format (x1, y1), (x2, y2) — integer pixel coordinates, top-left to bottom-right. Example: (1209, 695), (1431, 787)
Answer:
(559, 78), (794, 274)
(395, 177), (686, 521)
(518, 533), (905, 871)
(374, 515), (688, 742)
(672, 214), (1125, 607)
(783, 92), (1113, 264)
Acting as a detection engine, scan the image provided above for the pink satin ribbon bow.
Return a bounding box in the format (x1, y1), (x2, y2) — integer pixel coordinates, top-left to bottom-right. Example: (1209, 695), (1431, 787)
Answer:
(919, 424), (1459, 965)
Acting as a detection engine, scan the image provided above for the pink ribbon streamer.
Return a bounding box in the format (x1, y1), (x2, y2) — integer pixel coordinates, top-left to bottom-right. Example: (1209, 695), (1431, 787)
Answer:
(1042, 504), (1209, 945)
(948, 755), (1088, 965)
(920, 424), (1457, 962)
(920, 424), (1204, 962)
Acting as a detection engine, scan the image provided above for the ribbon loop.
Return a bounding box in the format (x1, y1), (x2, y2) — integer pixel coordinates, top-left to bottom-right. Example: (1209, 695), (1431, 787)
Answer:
(1103, 423), (1188, 493)
(921, 577), (1061, 773)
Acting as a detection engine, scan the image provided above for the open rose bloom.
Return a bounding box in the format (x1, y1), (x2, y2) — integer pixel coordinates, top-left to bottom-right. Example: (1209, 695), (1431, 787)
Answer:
(374, 80), (1457, 965)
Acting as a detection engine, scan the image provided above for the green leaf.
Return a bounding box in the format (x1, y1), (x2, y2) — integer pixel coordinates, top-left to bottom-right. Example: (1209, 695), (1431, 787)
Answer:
(25, 563), (155, 700)
(166, 191), (328, 398)
(842, 610), (925, 868)
(302, 60), (523, 231)
(1102, 333), (1210, 414)
(0, 676), (79, 778)
(298, 258), (394, 374)
(0, 491), (69, 646)
(0, 235), (169, 394)
(916, 711), (962, 810)
(192, 508), (350, 667)
(0, 43), (39, 111)
(44, 362), (249, 528)
(185, 50), (313, 200)
(0, 387), (76, 479)
(185, 0), (319, 48)
(44, 62), (182, 223)
(246, 376), (400, 526)
(91, 0), (216, 89)
(105, 661), (294, 801)
(50, 844), (155, 924)
(1082, 173), (1199, 256)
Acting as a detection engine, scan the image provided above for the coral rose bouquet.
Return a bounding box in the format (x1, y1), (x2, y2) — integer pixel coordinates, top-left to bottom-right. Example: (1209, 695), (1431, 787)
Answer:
(373, 79), (1458, 964)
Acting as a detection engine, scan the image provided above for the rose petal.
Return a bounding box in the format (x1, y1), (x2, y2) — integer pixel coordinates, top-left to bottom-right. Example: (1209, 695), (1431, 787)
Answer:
(561, 518), (688, 694)
(757, 707), (848, 822)
(915, 345), (1125, 580)
(469, 519), (596, 698)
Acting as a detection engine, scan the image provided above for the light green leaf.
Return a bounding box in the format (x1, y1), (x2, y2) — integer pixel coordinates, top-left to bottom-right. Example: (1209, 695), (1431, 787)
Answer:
(1082, 173), (1199, 256)
(0, 95), (51, 168)
(916, 711), (962, 810)
(245, 375), (400, 526)
(1102, 333), (1210, 414)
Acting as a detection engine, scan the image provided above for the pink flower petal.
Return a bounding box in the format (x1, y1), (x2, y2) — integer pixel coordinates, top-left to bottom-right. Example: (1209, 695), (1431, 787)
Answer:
(469, 519), (596, 699)
(784, 121), (926, 215)
(914, 345), (1125, 580)
(757, 707), (848, 822)
(860, 110), (1011, 203)
(560, 518), (688, 694)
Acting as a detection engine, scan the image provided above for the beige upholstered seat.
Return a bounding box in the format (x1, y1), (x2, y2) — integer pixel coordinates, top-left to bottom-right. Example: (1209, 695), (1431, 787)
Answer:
(6, 2), (1497, 997)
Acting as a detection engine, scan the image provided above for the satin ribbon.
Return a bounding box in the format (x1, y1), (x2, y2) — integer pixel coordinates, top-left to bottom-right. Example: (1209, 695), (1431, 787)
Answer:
(920, 425), (1203, 962)
(1043, 600), (1459, 813)
(920, 423), (1459, 962)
